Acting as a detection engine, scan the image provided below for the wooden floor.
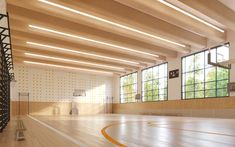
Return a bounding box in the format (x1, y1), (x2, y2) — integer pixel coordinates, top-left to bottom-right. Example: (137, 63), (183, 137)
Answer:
(1, 114), (235, 147)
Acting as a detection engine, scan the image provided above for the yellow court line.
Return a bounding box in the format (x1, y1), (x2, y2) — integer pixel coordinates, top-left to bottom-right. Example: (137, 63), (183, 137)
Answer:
(101, 123), (127, 147)
(101, 120), (193, 146)
(148, 122), (235, 137)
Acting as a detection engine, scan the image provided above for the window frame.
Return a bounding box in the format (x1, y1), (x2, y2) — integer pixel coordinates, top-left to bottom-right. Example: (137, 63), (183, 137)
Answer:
(141, 62), (168, 102)
(181, 43), (230, 100)
(119, 71), (138, 103)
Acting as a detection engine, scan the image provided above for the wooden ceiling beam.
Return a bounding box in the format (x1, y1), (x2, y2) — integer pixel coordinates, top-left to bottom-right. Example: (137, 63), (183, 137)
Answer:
(11, 33), (156, 67)
(7, 4), (178, 59)
(177, 0), (235, 32)
(13, 55), (126, 75)
(115, 0), (225, 43)
(12, 48), (136, 72)
(6, 0), (194, 52)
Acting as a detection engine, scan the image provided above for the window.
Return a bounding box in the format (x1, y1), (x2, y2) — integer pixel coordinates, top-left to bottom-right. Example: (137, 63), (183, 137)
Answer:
(142, 63), (168, 101)
(120, 72), (137, 103)
(182, 43), (230, 99)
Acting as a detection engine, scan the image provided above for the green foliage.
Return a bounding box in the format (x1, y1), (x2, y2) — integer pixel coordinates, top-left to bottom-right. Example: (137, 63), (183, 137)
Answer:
(183, 47), (229, 99)
(120, 73), (137, 103)
(142, 64), (167, 101)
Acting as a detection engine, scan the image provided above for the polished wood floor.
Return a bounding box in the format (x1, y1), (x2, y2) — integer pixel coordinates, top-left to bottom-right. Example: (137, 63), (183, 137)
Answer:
(1, 114), (235, 147)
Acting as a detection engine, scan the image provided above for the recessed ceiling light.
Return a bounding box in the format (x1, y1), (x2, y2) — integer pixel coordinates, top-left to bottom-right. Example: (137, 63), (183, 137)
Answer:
(158, 0), (224, 33)
(26, 41), (139, 65)
(29, 24), (160, 58)
(24, 52), (125, 71)
(38, 0), (186, 47)
(24, 61), (113, 75)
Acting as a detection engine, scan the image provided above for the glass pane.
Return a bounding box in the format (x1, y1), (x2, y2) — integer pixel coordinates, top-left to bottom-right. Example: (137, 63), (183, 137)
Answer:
(182, 58), (186, 73)
(186, 92), (194, 99)
(185, 72), (194, 85)
(217, 80), (228, 89)
(195, 91), (204, 98)
(153, 80), (159, 89)
(195, 83), (204, 91)
(142, 92), (147, 101)
(205, 90), (216, 97)
(165, 64), (168, 78)
(159, 64), (165, 78)
(132, 73), (137, 83)
(159, 94), (165, 100)
(217, 67), (229, 80)
(205, 82), (216, 90)
(182, 85), (186, 93)
(164, 78), (167, 88)
(159, 78), (165, 89)
(121, 77), (124, 86)
(186, 85), (194, 92)
(185, 55), (195, 72)
(144, 81), (152, 91)
(217, 89), (228, 97)
(182, 73), (186, 86)
(182, 92), (186, 99)
(205, 67), (216, 82)
(153, 66), (159, 79)
(153, 89), (159, 96)
(195, 69), (204, 83)
(143, 68), (152, 81)
(159, 88), (165, 95)
(147, 91), (153, 97)
(164, 88), (167, 95)
(195, 52), (204, 70)
(153, 95), (159, 101)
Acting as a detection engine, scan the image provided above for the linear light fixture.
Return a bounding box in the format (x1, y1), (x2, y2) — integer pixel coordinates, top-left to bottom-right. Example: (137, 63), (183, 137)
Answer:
(26, 41), (139, 65)
(38, 0), (186, 48)
(24, 52), (125, 71)
(158, 0), (224, 33)
(24, 61), (113, 75)
(28, 25), (160, 58)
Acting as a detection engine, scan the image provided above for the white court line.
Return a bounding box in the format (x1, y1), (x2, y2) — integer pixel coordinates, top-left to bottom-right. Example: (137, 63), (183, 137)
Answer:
(27, 115), (88, 147)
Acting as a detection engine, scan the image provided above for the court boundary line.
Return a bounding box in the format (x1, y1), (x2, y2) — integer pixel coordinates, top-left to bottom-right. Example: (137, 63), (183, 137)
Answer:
(27, 115), (88, 147)
(148, 122), (235, 137)
(101, 123), (127, 147)
(101, 120), (235, 146)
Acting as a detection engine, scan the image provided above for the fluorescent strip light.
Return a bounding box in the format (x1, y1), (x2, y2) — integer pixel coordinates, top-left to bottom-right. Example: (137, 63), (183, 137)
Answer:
(24, 61), (113, 74)
(26, 41), (139, 65)
(24, 52), (125, 71)
(29, 25), (159, 57)
(158, 0), (224, 33)
(38, 0), (186, 47)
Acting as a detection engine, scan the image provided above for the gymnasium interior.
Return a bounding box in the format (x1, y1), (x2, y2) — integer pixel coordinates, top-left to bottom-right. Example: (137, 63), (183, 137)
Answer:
(0, 0), (235, 146)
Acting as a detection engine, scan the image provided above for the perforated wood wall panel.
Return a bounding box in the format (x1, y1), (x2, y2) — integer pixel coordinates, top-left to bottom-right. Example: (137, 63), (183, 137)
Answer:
(11, 64), (112, 103)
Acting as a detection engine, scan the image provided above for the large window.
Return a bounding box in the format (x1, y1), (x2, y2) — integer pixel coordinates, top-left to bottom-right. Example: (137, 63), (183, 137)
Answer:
(182, 43), (230, 99)
(120, 72), (137, 103)
(142, 63), (168, 101)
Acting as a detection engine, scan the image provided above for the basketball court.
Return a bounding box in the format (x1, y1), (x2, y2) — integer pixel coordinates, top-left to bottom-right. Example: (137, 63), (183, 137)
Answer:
(0, 0), (235, 147)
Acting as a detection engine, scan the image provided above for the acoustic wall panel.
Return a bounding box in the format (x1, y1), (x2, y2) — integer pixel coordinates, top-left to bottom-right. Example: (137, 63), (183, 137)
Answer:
(11, 64), (113, 103)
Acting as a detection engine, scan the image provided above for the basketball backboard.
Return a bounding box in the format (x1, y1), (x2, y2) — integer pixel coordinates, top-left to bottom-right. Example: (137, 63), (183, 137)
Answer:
(208, 43), (233, 69)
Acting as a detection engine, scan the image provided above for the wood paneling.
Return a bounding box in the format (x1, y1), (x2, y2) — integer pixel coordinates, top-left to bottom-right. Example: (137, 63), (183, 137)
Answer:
(113, 97), (235, 118)
(11, 101), (113, 116)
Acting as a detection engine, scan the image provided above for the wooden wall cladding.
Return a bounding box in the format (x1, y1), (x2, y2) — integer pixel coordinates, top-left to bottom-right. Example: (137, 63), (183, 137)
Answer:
(113, 97), (235, 118)
(11, 101), (112, 116)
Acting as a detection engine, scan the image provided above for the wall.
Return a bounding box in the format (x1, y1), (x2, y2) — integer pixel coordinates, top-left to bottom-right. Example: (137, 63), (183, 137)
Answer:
(227, 29), (235, 96)
(112, 30), (235, 118)
(113, 97), (235, 118)
(0, 0), (6, 14)
(11, 63), (113, 116)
